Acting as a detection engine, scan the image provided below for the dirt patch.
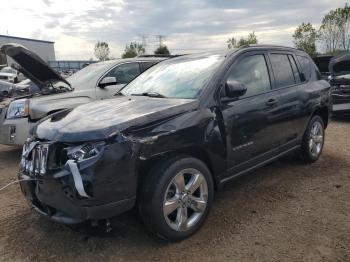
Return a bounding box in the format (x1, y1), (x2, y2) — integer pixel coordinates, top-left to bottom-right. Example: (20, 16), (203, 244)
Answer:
(0, 121), (349, 262)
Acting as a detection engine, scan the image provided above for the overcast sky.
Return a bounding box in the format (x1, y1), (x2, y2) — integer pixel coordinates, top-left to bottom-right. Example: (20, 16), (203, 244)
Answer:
(0, 0), (347, 59)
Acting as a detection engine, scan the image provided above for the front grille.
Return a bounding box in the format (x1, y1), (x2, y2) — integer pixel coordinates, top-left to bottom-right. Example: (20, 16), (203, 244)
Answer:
(332, 94), (350, 104)
(0, 76), (7, 79)
(21, 142), (50, 176)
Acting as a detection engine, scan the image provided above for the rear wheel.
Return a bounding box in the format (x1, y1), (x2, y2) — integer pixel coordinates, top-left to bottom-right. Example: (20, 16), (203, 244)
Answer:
(139, 157), (214, 241)
(300, 115), (325, 163)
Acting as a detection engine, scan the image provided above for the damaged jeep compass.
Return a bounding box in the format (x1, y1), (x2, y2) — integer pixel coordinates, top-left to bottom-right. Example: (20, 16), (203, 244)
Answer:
(19, 45), (331, 241)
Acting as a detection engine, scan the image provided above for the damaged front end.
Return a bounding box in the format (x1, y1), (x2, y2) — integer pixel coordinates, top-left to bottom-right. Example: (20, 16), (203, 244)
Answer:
(329, 52), (350, 117)
(18, 137), (138, 224)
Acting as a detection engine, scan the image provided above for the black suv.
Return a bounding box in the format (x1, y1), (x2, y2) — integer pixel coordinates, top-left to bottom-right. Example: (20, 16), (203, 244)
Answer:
(19, 45), (331, 241)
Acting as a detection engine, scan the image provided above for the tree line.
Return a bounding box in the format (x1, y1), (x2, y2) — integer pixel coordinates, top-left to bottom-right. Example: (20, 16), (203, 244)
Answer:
(226, 3), (350, 57)
(293, 3), (350, 57)
(94, 3), (350, 61)
(94, 41), (170, 61)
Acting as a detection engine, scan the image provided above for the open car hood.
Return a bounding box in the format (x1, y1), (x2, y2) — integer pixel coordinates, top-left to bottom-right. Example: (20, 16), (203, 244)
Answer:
(0, 43), (70, 89)
(329, 52), (350, 75)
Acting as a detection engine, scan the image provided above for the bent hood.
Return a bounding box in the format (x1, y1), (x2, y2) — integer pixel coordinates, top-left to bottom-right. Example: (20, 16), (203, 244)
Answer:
(34, 96), (199, 142)
(329, 52), (350, 75)
(0, 43), (70, 89)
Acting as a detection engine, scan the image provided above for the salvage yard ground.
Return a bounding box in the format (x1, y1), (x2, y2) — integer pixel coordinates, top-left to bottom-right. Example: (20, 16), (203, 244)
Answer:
(0, 120), (349, 262)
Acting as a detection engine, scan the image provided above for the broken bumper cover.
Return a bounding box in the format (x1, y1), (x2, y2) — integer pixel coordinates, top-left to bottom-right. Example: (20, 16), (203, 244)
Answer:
(18, 141), (138, 224)
(19, 175), (135, 224)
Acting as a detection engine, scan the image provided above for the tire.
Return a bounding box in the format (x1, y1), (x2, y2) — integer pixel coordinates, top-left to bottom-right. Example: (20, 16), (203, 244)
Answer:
(139, 156), (214, 242)
(299, 115), (325, 163)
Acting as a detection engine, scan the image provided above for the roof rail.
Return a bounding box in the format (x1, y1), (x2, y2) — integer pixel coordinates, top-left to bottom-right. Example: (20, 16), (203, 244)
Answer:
(137, 54), (185, 58)
(239, 44), (299, 51)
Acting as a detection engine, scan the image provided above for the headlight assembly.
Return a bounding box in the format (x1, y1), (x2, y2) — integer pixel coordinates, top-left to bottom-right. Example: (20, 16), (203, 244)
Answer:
(66, 142), (105, 161)
(6, 98), (29, 119)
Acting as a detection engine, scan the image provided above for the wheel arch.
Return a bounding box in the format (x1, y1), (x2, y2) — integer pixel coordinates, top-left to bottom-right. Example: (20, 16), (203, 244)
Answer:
(137, 146), (220, 192)
(311, 106), (329, 128)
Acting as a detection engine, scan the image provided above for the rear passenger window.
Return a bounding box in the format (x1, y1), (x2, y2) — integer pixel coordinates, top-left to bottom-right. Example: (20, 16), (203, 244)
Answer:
(227, 54), (271, 97)
(270, 54), (295, 88)
(297, 55), (311, 81)
(288, 55), (301, 83)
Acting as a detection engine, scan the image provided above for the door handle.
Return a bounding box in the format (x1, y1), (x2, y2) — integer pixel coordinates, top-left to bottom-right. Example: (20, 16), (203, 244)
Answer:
(265, 98), (278, 106)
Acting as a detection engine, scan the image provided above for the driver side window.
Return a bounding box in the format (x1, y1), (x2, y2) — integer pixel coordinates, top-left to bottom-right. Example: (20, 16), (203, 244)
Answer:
(226, 54), (271, 98)
(105, 63), (141, 84)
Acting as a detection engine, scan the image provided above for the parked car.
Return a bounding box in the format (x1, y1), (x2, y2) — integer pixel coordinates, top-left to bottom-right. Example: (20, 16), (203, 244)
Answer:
(0, 66), (26, 83)
(0, 43), (166, 145)
(329, 52), (350, 118)
(19, 45), (331, 241)
(0, 79), (40, 98)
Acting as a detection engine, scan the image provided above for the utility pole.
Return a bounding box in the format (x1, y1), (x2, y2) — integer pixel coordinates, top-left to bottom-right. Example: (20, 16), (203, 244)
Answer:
(140, 34), (148, 53)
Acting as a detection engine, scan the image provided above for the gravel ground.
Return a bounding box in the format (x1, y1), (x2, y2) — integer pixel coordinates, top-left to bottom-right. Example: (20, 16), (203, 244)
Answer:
(0, 120), (349, 262)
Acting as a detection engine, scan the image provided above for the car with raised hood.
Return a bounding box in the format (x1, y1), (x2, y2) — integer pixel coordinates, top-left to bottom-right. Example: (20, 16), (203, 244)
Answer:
(329, 52), (350, 117)
(19, 45), (331, 241)
(0, 43), (166, 145)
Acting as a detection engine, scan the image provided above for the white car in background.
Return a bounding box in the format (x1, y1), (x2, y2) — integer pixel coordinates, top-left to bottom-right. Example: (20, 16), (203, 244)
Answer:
(0, 66), (25, 83)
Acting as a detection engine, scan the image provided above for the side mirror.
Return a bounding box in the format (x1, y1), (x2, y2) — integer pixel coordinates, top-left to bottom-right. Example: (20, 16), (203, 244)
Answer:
(99, 77), (117, 88)
(224, 80), (247, 98)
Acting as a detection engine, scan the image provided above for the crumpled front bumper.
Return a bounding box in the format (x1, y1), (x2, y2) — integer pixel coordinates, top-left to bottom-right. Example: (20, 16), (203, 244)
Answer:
(19, 174), (135, 224)
(18, 141), (138, 224)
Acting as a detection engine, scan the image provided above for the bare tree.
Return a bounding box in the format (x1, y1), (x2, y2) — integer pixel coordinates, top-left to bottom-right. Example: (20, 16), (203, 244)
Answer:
(94, 41), (110, 61)
(319, 4), (350, 54)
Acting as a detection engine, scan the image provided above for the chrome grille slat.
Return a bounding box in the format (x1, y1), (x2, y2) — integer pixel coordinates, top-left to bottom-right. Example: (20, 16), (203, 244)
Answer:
(21, 142), (50, 176)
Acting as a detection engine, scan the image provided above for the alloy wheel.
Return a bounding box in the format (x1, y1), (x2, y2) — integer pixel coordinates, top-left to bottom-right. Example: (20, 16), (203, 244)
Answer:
(309, 120), (324, 158)
(163, 168), (208, 232)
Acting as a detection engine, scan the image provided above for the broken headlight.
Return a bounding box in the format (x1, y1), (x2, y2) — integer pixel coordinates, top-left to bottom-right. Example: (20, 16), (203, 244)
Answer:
(66, 142), (105, 161)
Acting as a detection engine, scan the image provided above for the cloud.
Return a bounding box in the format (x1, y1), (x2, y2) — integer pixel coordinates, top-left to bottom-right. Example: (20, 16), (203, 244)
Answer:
(0, 0), (347, 59)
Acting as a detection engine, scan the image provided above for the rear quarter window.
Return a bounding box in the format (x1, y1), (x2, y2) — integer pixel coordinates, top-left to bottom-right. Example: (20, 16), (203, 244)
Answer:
(296, 55), (312, 81)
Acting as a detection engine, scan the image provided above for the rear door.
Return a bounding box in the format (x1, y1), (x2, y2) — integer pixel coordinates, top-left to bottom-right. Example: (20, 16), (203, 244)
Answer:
(268, 52), (304, 149)
(220, 51), (283, 170)
(96, 62), (141, 99)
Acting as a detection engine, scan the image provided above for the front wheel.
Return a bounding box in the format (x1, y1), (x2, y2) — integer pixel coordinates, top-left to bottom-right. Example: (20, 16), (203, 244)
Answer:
(299, 115), (325, 163)
(139, 157), (214, 241)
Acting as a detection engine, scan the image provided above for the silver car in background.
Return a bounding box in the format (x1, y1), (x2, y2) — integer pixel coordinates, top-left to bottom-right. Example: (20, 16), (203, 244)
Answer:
(0, 44), (166, 145)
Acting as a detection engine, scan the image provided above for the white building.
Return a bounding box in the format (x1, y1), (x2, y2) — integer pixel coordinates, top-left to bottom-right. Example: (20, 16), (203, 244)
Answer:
(0, 34), (55, 67)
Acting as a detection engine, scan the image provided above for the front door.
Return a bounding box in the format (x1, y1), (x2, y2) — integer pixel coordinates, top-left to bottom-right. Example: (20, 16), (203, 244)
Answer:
(220, 52), (282, 171)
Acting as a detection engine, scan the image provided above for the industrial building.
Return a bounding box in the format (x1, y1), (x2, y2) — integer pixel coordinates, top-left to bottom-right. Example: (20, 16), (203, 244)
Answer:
(0, 35), (95, 73)
(0, 34), (55, 67)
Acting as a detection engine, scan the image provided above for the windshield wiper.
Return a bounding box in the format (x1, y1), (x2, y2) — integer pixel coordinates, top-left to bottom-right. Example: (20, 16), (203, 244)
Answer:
(131, 92), (167, 98)
(114, 91), (124, 96)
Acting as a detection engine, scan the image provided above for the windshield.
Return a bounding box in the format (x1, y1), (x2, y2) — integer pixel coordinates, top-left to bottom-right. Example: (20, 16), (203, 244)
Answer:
(121, 54), (224, 99)
(66, 61), (117, 88)
(0, 67), (16, 74)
